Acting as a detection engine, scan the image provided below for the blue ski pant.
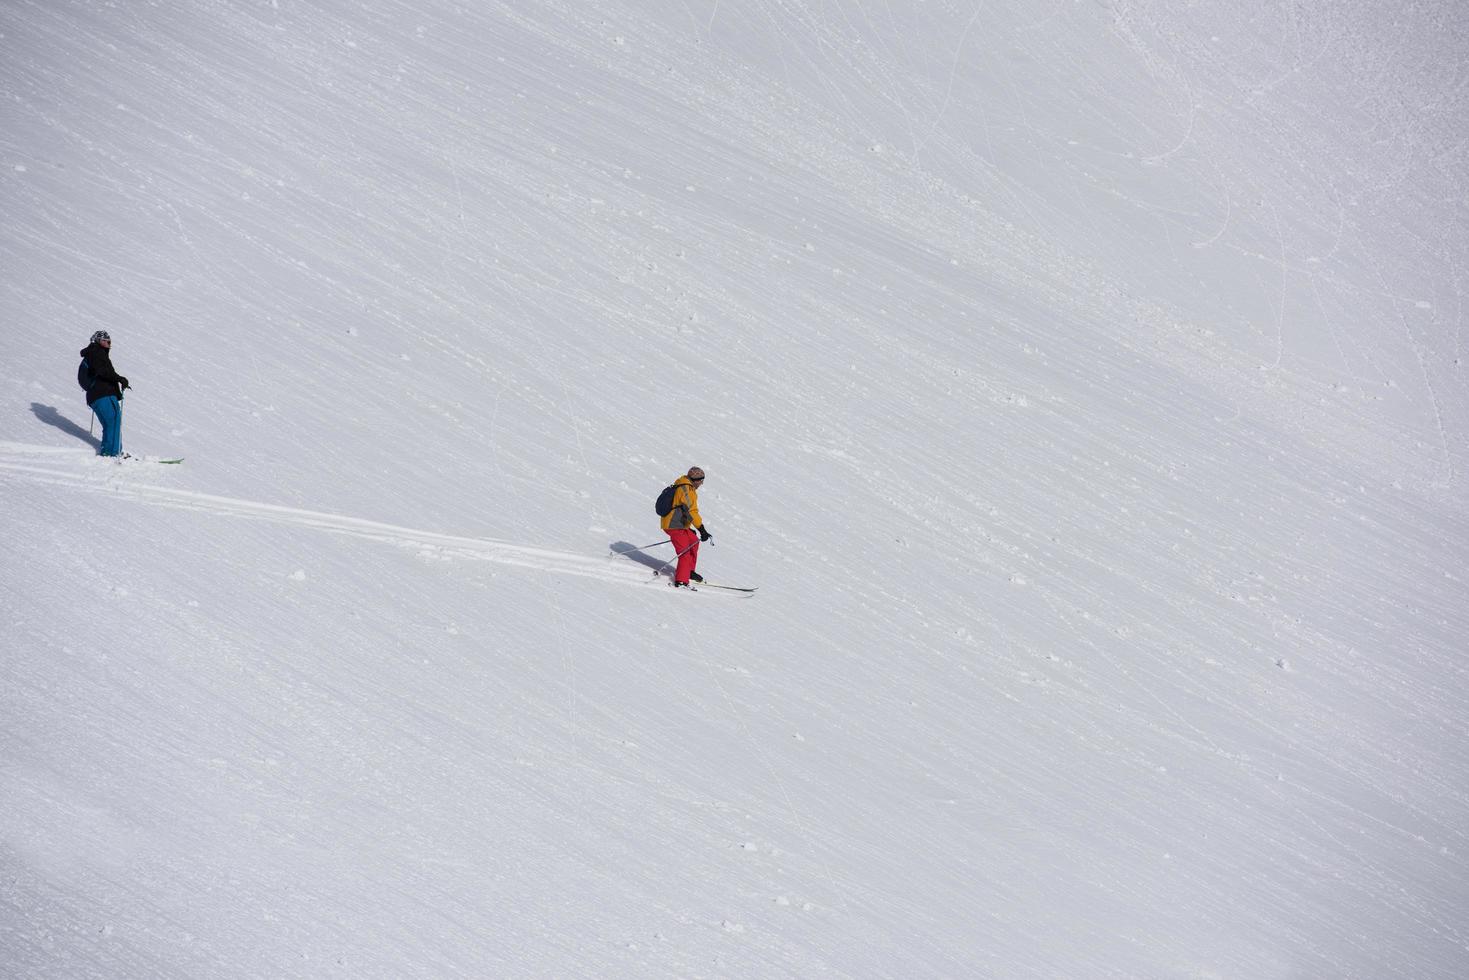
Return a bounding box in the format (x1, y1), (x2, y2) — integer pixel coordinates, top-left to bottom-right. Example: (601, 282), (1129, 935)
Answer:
(91, 395), (123, 456)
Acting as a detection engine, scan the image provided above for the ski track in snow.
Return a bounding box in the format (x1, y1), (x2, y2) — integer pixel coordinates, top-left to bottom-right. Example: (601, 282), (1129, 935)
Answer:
(0, 442), (716, 595)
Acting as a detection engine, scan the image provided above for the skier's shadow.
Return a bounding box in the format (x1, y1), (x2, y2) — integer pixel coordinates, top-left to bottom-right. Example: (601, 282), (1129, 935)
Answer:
(609, 541), (673, 577)
(31, 403), (100, 449)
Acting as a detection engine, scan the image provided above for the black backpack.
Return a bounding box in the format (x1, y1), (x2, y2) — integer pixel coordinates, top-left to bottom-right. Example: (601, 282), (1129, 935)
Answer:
(77, 357), (96, 392)
(654, 484), (678, 517)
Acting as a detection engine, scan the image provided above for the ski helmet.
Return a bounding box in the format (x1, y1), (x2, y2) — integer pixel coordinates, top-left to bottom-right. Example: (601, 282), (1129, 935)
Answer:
(90, 330), (111, 344)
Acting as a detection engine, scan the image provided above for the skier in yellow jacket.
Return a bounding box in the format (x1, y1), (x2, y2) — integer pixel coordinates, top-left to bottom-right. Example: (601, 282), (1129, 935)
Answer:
(661, 467), (712, 587)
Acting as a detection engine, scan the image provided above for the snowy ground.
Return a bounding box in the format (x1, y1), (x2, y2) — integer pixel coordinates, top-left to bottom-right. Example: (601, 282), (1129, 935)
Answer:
(3, 1), (1467, 977)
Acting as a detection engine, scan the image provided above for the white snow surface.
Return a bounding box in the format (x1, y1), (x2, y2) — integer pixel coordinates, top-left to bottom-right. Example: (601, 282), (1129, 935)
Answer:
(3, 1), (1467, 977)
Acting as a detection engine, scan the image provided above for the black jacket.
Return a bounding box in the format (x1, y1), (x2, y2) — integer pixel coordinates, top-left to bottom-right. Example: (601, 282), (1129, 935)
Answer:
(80, 342), (128, 405)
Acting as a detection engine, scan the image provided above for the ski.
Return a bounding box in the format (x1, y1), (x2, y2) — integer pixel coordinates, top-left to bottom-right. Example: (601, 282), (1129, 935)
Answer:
(614, 546), (754, 593)
(106, 454), (184, 464)
(668, 585), (755, 598)
(689, 581), (757, 593)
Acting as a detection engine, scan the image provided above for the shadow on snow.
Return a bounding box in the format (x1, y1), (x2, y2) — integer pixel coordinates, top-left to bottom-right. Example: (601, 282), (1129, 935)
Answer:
(31, 403), (101, 450)
(609, 540), (675, 578)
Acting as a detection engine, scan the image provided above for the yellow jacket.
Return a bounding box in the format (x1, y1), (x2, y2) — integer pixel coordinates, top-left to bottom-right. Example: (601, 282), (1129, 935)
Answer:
(660, 475), (703, 531)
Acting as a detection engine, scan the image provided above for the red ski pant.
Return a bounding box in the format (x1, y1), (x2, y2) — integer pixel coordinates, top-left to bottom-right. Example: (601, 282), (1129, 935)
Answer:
(666, 528), (700, 584)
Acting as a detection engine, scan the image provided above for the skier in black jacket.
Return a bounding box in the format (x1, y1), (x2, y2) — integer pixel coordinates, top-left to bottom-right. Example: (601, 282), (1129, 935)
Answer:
(80, 330), (129, 457)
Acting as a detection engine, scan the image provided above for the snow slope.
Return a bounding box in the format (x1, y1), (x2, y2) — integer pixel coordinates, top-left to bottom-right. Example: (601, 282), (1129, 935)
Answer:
(3, 1), (1466, 976)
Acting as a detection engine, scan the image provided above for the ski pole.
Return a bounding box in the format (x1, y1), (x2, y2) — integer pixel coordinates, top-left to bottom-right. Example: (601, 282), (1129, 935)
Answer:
(609, 539), (672, 558)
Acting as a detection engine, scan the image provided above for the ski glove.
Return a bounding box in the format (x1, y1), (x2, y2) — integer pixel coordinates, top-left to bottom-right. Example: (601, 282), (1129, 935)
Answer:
(119, 377), (130, 391)
(697, 525), (711, 542)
